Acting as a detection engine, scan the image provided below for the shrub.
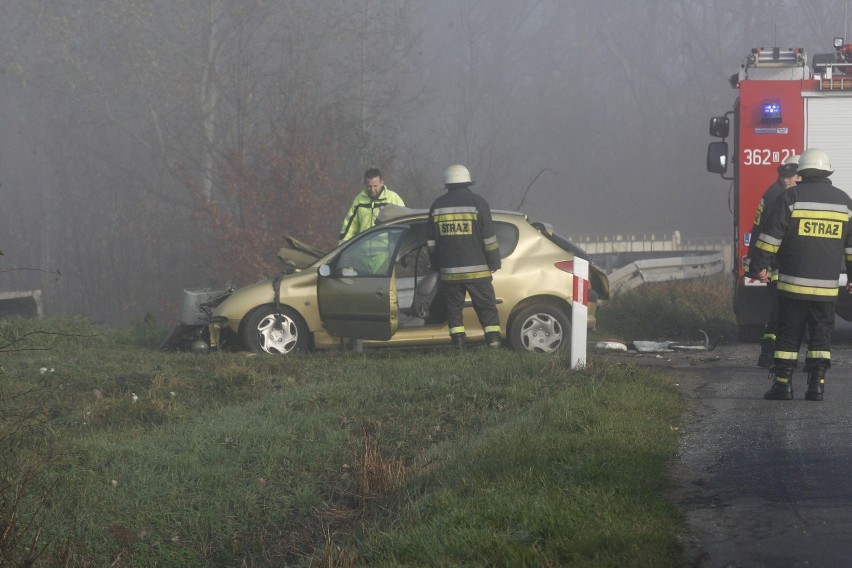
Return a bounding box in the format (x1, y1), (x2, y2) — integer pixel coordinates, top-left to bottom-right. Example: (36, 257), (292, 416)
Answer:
(597, 275), (736, 341)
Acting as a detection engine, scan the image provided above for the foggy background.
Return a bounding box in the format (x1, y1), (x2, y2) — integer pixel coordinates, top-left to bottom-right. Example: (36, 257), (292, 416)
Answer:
(0, 0), (848, 325)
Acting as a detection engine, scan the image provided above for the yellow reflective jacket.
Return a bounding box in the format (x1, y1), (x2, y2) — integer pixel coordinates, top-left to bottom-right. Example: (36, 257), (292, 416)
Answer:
(338, 186), (405, 243)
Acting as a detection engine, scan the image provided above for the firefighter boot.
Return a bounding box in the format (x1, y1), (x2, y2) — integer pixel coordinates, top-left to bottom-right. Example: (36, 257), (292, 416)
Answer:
(757, 338), (774, 369)
(805, 368), (826, 402)
(485, 331), (501, 349)
(451, 333), (467, 351)
(764, 374), (793, 400)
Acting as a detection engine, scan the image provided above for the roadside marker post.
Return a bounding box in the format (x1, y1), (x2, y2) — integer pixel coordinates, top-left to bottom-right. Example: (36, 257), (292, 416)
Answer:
(570, 258), (589, 369)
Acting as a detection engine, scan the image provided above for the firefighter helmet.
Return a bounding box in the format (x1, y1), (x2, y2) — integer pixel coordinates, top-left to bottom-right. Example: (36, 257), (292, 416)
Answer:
(783, 154), (799, 165)
(444, 164), (473, 185)
(797, 148), (833, 175)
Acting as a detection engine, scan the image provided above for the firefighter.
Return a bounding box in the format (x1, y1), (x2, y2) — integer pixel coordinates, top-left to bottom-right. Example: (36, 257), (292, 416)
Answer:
(338, 168), (405, 244)
(427, 164), (501, 350)
(745, 154), (801, 368)
(749, 148), (852, 401)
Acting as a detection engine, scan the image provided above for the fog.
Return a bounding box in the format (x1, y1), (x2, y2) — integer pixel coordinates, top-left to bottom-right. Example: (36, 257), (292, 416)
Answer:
(0, 0), (847, 324)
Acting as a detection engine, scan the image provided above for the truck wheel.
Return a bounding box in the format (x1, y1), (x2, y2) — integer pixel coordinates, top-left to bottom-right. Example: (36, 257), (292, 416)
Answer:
(240, 305), (309, 355)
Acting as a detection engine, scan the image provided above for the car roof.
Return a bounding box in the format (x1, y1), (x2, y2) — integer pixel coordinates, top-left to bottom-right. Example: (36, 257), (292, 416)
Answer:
(377, 204), (527, 225)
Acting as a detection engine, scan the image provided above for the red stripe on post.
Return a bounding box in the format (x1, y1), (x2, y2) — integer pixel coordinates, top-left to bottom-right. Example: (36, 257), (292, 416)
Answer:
(573, 276), (589, 307)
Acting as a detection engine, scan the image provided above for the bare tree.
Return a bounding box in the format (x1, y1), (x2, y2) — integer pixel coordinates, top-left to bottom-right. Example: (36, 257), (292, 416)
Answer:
(0, 0), (424, 323)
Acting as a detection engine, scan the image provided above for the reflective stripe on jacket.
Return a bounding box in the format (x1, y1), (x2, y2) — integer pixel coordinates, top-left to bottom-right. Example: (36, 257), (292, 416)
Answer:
(427, 186), (501, 283)
(744, 180), (785, 273)
(751, 177), (852, 301)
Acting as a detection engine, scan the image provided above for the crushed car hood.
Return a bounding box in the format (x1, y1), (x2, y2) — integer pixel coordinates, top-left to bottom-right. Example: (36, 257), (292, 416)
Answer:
(277, 235), (328, 270)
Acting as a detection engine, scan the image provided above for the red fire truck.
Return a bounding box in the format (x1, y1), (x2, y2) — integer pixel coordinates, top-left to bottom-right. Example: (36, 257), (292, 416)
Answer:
(707, 40), (852, 340)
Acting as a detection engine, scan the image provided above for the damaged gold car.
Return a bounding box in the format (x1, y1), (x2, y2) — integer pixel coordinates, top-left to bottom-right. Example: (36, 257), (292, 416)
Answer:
(164, 206), (609, 355)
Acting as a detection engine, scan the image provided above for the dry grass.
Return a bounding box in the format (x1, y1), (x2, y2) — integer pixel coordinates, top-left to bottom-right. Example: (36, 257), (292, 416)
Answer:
(355, 430), (407, 501)
(310, 528), (358, 568)
(304, 430), (407, 568)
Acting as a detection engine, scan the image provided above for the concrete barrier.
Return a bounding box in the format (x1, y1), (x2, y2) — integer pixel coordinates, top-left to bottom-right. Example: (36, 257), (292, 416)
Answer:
(0, 289), (44, 318)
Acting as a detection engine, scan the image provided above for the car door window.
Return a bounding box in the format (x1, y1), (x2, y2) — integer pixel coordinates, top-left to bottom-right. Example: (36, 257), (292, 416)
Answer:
(333, 227), (406, 277)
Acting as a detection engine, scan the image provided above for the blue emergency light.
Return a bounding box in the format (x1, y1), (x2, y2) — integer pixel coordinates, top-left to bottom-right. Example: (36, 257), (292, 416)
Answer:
(761, 99), (782, 124)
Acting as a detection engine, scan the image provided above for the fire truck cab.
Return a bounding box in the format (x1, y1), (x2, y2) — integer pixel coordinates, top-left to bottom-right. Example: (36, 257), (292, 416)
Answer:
(707, 40), (852, 341)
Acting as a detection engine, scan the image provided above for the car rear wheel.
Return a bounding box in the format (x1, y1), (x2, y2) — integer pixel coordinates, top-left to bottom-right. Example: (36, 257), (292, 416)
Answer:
(509, 304), (571, 354)
(240, 305), (309, 355)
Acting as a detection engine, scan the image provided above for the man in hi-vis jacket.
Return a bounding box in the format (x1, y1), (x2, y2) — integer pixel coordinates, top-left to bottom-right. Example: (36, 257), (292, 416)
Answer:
(338, 168), (405, 244)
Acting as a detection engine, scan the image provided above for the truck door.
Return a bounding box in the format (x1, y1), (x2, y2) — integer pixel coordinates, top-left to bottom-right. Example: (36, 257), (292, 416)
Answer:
(317, 226), (407, 340)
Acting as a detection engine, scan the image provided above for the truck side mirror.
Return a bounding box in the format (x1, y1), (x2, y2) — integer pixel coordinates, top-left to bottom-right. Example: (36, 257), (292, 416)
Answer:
(707, 141), (728, 174)
(709, 116), (729, 138)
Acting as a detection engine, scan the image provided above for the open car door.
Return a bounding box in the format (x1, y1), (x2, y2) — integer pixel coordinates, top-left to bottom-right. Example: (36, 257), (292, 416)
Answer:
(317, 226), (408, 340)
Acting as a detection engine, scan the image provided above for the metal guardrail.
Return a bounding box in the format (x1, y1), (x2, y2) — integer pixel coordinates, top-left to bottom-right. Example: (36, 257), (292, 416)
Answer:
(607, 253), (725, 296)
(570, 232), (733, 272)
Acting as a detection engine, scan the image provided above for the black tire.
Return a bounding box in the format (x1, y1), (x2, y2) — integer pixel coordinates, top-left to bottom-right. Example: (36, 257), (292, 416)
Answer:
(509, 303), (571, 354)
(239, 305), (309, 355)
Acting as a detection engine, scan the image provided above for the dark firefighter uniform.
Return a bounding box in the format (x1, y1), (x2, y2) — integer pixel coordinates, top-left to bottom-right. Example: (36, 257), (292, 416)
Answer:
(744, 168), (795, 367)
(750, 175), (852, 400)
(427, 185), (502, 348)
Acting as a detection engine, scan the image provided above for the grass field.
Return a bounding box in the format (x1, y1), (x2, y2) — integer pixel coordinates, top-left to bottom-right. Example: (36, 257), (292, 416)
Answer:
(1, 276), (733, 566)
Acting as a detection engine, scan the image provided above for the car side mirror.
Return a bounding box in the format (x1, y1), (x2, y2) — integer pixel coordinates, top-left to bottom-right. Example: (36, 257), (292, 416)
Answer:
(707, 141), (728, 174)
(709, 116), (729, 138)
(318, 264), (331, 277)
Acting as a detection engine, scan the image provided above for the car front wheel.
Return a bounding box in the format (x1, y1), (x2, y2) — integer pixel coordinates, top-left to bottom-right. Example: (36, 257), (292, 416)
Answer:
(509, 304), (571, 354)
(240, 305), (309, 355)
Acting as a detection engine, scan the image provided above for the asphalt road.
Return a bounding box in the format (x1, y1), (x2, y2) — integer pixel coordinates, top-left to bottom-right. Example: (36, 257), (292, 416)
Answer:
(609, 318), (852, 568)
